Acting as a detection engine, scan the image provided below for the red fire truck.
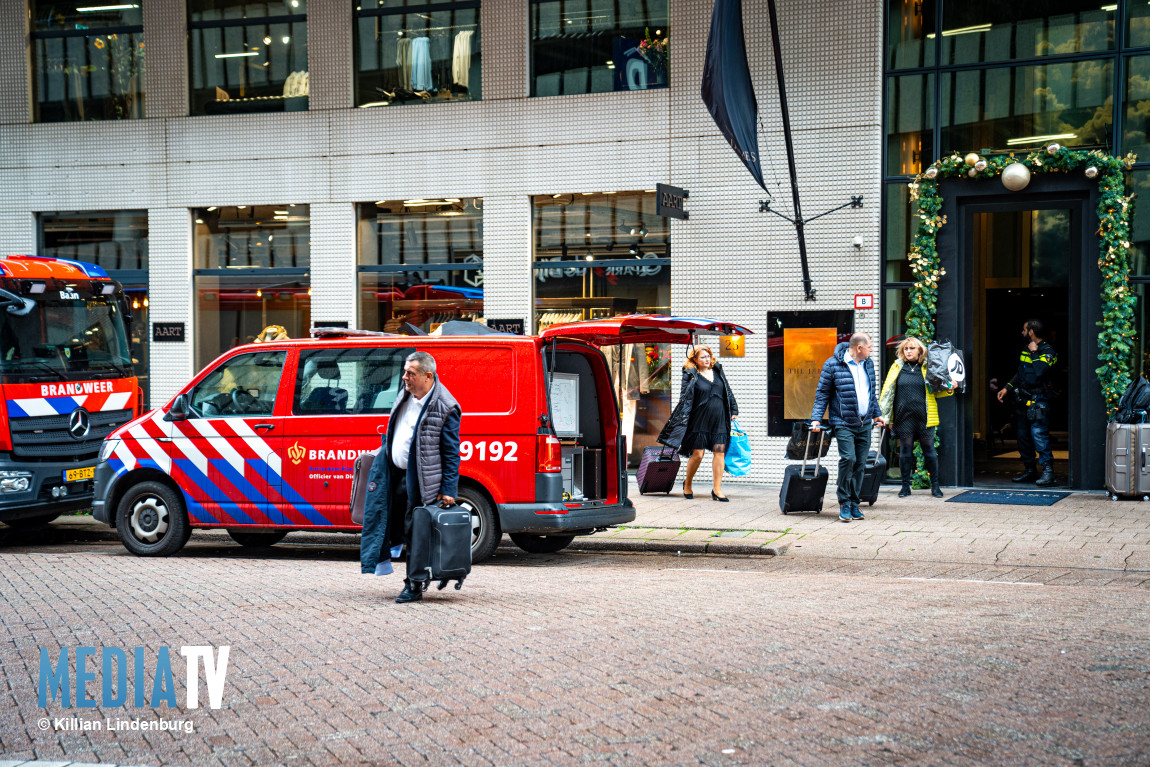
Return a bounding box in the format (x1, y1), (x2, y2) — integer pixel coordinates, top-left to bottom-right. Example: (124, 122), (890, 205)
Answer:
(0, 255), (138, 527)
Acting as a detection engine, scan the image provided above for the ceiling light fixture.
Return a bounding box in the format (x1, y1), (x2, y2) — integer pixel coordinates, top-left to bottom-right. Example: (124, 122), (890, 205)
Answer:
(77, 4), (139, 11)
(1005, 133), (1077, 146)
(215, 51), (259, 58)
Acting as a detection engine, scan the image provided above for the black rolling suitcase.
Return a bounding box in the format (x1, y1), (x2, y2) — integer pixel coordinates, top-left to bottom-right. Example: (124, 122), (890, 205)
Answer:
(780, 430), (829, 514)
(637, 445), (681, 494)
(859, 425), (888, 507)
(408, 504), (471, 591)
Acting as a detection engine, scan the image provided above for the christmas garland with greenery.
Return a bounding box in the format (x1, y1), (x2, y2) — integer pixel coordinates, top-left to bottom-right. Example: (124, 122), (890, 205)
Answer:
(906, 147), (1138, 416)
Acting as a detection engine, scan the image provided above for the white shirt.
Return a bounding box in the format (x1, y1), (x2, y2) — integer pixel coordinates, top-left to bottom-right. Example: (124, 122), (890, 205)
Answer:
(390, 391), (429, 470)
(846, 357), (870, 418)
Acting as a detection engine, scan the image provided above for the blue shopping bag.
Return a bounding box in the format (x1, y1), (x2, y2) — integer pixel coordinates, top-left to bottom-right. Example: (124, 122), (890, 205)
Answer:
(724, 419), (751, 476)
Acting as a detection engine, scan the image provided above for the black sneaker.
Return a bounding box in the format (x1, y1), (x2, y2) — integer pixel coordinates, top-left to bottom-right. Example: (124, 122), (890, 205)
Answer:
(1035, 466), (1058, 486)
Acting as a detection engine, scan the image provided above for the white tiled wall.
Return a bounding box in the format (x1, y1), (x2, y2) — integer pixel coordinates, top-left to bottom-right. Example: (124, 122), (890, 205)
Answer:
(0, 0), (885, 484)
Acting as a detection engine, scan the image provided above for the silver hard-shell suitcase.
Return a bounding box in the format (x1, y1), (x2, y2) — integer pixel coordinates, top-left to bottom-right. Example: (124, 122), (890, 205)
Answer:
(1105, 421), (1150, 499)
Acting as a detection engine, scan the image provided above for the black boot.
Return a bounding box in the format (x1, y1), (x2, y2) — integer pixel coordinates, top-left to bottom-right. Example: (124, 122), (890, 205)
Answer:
(1035, 465), (1058, 487)
(898, 455), (915, 497)
(1013, 464), (1040, 483)
(924, 454), (943, 498)
(395, 579), (422, 603)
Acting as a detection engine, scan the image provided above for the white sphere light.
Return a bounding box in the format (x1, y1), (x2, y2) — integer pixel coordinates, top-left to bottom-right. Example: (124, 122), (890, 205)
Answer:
(1002, 162), (1032, 192)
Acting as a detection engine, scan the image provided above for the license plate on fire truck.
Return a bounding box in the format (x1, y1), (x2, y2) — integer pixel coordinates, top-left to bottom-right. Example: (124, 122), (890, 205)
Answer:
(64, 466), (95, 482)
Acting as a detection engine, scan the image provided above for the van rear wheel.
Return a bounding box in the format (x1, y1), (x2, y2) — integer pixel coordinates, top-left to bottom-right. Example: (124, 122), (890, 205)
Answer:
(509, 533), (575, 554)
(457, 487), (498, 564)
(227, 530), (288, 547)
(116, 480), (190, 557)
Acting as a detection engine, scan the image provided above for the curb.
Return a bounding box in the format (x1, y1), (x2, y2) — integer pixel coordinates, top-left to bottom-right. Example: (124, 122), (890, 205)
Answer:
(6, 519), (790, 558)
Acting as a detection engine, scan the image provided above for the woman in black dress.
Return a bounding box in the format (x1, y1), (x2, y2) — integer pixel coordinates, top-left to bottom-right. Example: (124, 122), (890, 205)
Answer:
(657, 346), (739, 501)
(878, 337), (952, 497)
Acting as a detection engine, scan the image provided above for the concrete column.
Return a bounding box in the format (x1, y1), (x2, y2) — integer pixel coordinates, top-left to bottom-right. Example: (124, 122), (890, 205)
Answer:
(481, 0), (528, 100)
(308, 202), (357, 327)
(142, 0), (189, 118)
(307, 0), (353, 110)
(147, 208), (194, 403)
(0, 0), (29, 124)
(0, 211), (36, 253)
(479, 195), (533, 329)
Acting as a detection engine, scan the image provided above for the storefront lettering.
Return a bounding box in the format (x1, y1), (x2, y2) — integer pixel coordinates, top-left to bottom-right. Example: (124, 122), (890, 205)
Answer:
(534, 255), (663, 283)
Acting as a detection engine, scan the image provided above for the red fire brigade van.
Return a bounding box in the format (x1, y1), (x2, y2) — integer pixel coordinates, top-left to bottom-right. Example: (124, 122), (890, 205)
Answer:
(92, 315), (750, 561)
(0, 255), (138, 527)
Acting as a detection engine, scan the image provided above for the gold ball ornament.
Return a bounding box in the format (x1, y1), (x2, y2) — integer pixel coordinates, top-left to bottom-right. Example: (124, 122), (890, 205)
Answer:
(968, 168), (978, 177)
(1001, 162), (1032, 191)
(964, 153), (979, 166)
(1085, 166), (1099, 179)
(1046, 143), (1061, 155)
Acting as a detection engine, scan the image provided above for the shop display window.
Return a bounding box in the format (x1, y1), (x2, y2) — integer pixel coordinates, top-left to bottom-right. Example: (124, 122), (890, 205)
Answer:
(30, 1), (144, 122)
(532, 191), (670, 466)
(188, 0), (308, 116)
(530, 0), (668, 96)
(1126, 170), (1150, 277)
(354, 0), (480, 107)
(38, 210), (150, 408)
(357, 199), (483, 333)
(193, 205), (310, 368)
(884, 184), (915, 283)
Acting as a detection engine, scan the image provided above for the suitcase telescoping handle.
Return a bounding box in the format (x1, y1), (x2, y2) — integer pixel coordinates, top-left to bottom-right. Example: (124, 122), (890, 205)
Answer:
(868, 423), (886, 469)
(802, 428), (826, 475)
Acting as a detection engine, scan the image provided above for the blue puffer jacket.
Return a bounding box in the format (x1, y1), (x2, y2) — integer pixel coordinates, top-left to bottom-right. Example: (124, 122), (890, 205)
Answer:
(809, 342), (881, 428)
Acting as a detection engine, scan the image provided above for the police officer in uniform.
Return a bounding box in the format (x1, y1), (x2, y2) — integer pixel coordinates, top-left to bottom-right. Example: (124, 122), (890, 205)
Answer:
(997, 319), (1058, 486)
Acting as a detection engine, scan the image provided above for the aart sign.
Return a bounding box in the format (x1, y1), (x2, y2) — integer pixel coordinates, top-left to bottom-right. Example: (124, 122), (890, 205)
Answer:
(656, 183), (689, 220)
(152, 323), (185, 343)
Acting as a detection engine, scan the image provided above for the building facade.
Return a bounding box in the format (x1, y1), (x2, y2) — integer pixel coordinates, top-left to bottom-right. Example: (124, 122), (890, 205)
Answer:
(3, 0), (1148, 489)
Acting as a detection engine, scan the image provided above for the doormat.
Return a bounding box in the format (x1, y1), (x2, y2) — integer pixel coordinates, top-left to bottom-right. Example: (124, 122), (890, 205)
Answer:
(946, 490), (1071, 506)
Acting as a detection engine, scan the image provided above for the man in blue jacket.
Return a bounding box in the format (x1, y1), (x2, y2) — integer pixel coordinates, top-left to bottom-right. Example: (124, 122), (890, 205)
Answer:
(360, 351), (462, 603)
(811, 333), (885, 522)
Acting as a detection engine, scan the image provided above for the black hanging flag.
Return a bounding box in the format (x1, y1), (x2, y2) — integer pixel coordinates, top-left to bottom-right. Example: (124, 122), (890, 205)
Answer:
(700, 0), (766, 191)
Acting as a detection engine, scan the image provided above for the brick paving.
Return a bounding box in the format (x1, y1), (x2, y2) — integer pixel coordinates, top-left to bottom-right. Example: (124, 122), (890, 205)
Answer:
(2, 481), (1149, 766)
(0, 537), (1147, 766)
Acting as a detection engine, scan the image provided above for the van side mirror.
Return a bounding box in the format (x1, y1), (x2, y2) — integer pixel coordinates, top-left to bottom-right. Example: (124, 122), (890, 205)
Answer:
(165, 394), (189, 422)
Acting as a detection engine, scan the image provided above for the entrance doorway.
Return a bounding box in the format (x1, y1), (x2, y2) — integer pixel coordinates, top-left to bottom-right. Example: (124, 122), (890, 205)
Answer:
(970, 209), (1071, 486)
(934, 176), (1106, 491)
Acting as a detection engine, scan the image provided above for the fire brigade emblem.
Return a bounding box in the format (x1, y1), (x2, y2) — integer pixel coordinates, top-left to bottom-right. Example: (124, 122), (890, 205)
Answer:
(288, 442), (306, 465)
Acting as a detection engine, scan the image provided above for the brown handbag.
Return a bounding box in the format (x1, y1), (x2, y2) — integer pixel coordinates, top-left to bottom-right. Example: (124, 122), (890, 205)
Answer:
(350, 447), (381, 525)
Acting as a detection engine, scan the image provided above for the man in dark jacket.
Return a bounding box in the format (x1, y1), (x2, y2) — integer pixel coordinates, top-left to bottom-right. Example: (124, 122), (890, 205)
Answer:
(997, 319), (1058, 486)
(811, 333), (885, 522)
(359, 351), (462, 603)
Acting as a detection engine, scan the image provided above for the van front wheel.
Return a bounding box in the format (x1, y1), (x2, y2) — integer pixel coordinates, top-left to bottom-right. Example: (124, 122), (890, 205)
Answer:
(116, 481), (190, 557)
(457, 487), (498, 564)
(509, 533), (575, 554)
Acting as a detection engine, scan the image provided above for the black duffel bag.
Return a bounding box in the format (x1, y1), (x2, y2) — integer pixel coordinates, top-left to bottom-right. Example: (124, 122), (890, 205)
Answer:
(926, 339), (966, 394)
(1114, 375), (1150, 424)
(786, 422), (832, 461)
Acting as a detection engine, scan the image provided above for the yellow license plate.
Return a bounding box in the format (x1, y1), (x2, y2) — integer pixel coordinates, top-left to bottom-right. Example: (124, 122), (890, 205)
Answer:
(64, 466), (95, 482)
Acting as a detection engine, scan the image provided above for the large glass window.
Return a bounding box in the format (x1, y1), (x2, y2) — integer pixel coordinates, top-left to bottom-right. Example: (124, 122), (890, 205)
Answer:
(530, 0), (668, 96)
(940, 2), (1113, 66)
(886, 73), (934, 176)
(533, 191), (669, 465)
(357, 199), (482, 333)
(941, 60), (1113, 153)
(189, 0), (308, 116)
(354, 0), (480, 107)
(293, 347), (413, 415)
(193, 205), (310, 368)
(884, 184), (915, 283)
(39, 210), (150, 408)
(30, 1), (144, 122)
(887, 0), (935, 70)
